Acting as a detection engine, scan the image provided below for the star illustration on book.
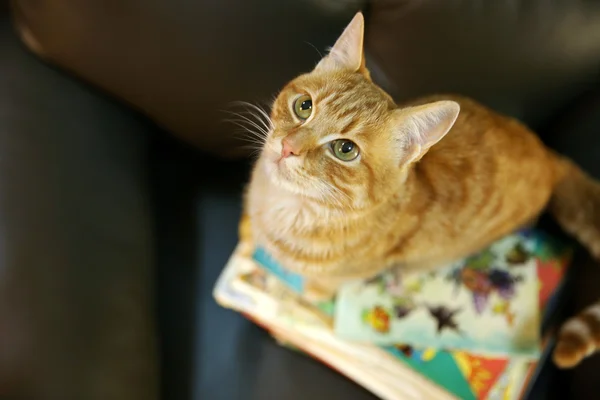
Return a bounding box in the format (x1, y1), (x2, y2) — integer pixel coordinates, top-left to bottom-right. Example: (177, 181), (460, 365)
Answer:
(426, 305), (463, 335)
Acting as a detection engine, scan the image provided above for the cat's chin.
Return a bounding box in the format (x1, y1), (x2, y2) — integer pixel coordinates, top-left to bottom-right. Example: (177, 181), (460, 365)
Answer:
(262, 158), (298, 192)
(260, 156), (317, 198)
(261, 155), (285, 182)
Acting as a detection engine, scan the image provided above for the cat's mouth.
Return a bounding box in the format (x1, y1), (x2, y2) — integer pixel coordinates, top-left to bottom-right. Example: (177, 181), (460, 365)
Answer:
(262, 140), (282, 162)
(266, 153), (293, 179)
(261, 141), (316, 198)
(261, 147), (303, 188)
(261, 147), (284, 174)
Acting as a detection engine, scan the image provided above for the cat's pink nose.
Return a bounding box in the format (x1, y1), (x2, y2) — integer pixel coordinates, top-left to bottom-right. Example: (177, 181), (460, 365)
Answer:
(281, 139), (297, 158)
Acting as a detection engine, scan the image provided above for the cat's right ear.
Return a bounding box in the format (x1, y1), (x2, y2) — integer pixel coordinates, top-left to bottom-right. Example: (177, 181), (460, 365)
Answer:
(392, 101), (461, 165)
(315, 12), (368, 75)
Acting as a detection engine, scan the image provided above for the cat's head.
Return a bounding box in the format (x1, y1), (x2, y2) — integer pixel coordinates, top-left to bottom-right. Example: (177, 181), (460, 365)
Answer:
(259, 13), (460, 209)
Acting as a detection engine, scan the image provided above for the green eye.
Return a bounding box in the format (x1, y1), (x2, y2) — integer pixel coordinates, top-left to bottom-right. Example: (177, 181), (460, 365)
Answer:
(293, 94), (313, 120)
(331, 139), (360, 161)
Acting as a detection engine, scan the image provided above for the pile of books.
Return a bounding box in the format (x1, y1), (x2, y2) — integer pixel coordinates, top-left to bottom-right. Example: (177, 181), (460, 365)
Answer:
(214, 229), (571, 400)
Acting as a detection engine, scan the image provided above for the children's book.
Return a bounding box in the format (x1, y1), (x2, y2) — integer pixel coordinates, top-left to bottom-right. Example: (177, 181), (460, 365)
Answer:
(334, 231), (557, 358)
(214, 228), (571, 400)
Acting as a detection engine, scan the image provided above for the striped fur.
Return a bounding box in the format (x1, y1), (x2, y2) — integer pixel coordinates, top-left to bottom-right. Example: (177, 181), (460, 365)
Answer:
(554, 301), (600, 368)
(241, 13), (600, 367)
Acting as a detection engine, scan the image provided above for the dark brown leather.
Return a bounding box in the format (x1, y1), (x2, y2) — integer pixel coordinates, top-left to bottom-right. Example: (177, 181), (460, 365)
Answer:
(366, 0), (600, 131)
(0, 16), (157, 400)
(11, 0), (360, 157)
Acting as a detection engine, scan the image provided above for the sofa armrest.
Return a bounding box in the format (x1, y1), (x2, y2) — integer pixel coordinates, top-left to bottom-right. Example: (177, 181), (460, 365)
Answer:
(0, 17), (157, 400)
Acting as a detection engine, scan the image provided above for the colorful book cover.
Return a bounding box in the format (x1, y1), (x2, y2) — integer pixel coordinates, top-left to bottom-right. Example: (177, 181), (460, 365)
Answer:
(334, 232), (543, 357)
(358, 238), (569, 400)
(245, 228), (571, 400)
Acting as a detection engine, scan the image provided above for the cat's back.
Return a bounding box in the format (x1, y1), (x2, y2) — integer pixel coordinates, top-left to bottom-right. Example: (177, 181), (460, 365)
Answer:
(388, 94), (558, 266)
(399, 93), (556, 240)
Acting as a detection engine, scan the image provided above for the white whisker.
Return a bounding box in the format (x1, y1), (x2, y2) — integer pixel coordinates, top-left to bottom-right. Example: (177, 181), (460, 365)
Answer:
(230, 101), (274, 133)
(223, 113), (269, 137)
(226, 122), (266, 143)
(236, 110), (271, 134)
(228, 125), (266, 145)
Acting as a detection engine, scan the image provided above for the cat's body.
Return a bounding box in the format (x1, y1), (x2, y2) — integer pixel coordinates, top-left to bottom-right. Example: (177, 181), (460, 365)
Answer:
(240, 13), (600, 369)
(247, 94), (557, 281)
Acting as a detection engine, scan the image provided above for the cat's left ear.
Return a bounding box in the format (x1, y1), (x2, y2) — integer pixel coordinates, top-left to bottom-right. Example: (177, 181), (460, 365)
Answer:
(315, 12), (368, 76)
(392, 101), (460, 164)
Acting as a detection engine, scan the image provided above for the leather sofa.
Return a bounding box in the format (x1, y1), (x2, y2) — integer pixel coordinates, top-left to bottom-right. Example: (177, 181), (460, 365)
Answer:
(1, 0), (599, 398)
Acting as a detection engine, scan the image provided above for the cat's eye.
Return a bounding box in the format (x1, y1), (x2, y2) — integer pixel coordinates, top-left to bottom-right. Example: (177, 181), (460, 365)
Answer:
(293, 95), (313, 120)
(331, 139), (360, 161)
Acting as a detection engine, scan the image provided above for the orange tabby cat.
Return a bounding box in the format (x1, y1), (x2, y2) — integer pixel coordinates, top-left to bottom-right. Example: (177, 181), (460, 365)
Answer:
(240, 13), (600, 369)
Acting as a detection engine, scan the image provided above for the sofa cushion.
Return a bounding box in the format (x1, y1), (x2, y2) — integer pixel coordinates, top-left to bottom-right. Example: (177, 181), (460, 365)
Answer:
(11, 0), (359, 157)
(365, 0), (600, 131)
